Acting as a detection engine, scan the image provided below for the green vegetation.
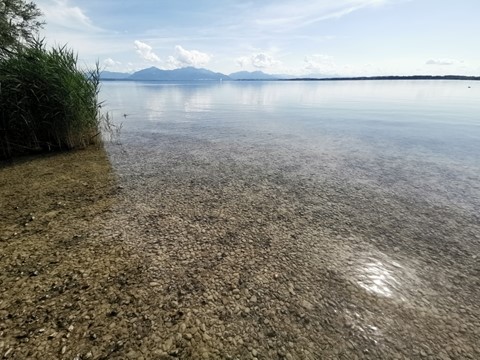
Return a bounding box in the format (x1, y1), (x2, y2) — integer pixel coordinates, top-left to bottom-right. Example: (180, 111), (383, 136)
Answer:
(1, 0), (104, 159)
(0, 0), (44, 56)
(0, 41), (102, 158)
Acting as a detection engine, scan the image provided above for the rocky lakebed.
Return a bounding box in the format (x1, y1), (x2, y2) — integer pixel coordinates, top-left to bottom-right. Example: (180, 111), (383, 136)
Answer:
(1, 129), (479, 359)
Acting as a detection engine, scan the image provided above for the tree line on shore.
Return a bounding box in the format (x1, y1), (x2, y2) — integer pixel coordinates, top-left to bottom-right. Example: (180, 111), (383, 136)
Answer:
(0, 0), (102, 159)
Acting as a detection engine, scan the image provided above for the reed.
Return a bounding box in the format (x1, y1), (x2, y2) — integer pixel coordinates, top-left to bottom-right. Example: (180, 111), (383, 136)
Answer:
(0, 40), (102, 159)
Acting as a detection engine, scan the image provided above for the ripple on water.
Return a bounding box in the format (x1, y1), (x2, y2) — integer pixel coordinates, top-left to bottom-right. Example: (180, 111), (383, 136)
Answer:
(357, 257), (401, 298)
(352, 251), (422, 303)
(341, 251), (424, 349)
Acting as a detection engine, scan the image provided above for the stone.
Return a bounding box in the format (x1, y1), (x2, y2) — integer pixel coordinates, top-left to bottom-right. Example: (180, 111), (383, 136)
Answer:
(163, 338), (173, 351)
(4, 348), (13, 358)
(126, 350), (141, 359)
(301, 300), (314, 311)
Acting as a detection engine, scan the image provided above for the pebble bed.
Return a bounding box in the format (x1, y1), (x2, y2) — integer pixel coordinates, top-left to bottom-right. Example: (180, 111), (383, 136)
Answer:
(0, 127), (479, 359)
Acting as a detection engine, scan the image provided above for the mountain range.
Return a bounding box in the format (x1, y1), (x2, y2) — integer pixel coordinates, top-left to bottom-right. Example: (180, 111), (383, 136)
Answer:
(100, 67), (292, 81)
(229, 71), (294, 80)
(128, 66), (228, 81)
(100, 66), (480, 82)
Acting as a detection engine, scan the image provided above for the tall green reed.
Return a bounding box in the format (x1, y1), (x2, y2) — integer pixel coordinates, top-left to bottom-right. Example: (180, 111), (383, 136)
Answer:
(0, 40), (102, 159)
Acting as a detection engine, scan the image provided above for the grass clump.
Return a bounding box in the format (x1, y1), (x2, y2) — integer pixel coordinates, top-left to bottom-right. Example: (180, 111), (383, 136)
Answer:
(0, 40), (102, 159)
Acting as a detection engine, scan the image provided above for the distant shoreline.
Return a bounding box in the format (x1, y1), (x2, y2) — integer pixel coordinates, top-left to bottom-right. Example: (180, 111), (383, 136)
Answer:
(281, 75), (480, 82)
(101, 75), (479, 82)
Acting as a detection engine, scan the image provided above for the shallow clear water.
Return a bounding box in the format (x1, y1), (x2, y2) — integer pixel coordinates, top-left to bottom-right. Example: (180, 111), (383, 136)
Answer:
(101, 80), (480, 210)
(101, 80), (480, 162)
(102, 78), (480, 284)
(100, 80), (480, 356)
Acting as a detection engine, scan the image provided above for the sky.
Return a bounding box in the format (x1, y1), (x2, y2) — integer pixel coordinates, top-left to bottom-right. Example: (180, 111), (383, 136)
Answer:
(34, 0), (480, 76)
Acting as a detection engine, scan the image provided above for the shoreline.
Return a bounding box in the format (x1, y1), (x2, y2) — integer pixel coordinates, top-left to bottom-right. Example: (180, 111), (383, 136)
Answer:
(101, 76), (480, 82)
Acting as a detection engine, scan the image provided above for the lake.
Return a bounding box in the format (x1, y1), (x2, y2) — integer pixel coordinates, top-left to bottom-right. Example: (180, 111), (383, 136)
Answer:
(101, 80), (480, 213)
(99, 80), (480, 358)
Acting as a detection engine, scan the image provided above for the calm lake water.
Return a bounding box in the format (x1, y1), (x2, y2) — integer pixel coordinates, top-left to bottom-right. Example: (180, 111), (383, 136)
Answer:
(99, 80), (480, 356)
(101, 80), (479, 156)
(101, 80), (480, 213)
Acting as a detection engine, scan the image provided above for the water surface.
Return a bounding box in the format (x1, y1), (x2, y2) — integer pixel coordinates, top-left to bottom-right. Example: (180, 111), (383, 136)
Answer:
(100, 80), (480, 357)
(101, 80), (480, 212)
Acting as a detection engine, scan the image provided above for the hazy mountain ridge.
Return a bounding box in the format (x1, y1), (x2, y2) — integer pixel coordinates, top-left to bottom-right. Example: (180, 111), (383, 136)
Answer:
(100, 70), (131, 80)
(100, 66), (229, 81)
(100, 67), (286, 81)
(99, 67), (480, 81)
(229, 71), (280, 80)
(129, 66), (228, 80)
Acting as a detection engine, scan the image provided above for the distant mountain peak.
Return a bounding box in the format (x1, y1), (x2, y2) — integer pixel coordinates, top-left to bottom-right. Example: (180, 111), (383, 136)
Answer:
(229, 70), (277, 80)
(229, 70), (295, 80)
(129, 66), (229, 81)
(101, 66), (297, 81)
(100, 70), (130, 80)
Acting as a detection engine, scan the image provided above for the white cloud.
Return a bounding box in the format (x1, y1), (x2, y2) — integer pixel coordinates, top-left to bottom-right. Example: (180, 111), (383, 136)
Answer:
(103, 58), (121, 68)
(426, 59), (457, 66)
(237, 53), (280, 69)
(35, 1), (131, 62)
(36, 0), (102, 32)
(253, 0), (403, 31)
(167, 45), (211, 68)
(304, 54), (334, 69)
(304, 54), (337, 75)
(302, 54), (372, 76)
(134, 40), (160, 62)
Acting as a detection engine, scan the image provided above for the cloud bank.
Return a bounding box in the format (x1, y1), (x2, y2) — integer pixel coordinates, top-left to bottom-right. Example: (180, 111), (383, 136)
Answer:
(426, 59), (457, 66)
(237, 53), (280, 69)
(167, 46), (211, 68)
(36, 0), (102, 32)
(103, 58), (117, 67)
(134, 40), (160, 62)
(253, 0), (403, 31)
(304, 54), (335, 73)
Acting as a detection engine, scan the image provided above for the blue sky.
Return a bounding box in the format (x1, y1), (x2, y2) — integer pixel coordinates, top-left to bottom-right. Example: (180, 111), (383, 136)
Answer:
(35, 0), (480, 76)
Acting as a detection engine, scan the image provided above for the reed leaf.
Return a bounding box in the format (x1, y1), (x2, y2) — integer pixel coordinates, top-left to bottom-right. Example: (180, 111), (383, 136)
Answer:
(0, 40), (102, 158)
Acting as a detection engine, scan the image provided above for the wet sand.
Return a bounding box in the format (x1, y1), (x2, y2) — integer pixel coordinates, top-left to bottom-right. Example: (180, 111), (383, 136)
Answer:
(1, 133), (479, 359)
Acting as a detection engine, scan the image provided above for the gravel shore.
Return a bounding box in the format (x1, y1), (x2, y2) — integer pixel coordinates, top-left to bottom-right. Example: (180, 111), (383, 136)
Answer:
(1, 128), (479, 359)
